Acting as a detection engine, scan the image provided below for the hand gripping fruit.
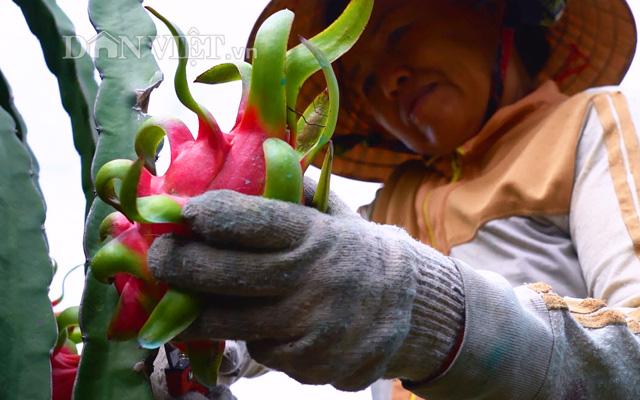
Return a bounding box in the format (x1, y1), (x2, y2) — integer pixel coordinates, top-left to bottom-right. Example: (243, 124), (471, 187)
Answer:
(89, 1), (372, 387)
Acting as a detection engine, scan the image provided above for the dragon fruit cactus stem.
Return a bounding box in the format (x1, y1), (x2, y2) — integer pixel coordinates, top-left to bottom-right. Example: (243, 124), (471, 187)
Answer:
(90, 0), (372, 388)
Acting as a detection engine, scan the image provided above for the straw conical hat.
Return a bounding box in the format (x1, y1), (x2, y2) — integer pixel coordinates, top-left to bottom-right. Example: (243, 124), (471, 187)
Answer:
(248, 0), (637, 182)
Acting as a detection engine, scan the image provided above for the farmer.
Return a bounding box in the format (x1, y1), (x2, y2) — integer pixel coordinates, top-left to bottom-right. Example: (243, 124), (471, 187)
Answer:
(149, 0), (640, 398)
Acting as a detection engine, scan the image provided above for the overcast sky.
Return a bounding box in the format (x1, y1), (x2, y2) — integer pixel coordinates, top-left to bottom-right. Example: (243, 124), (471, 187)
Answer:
(1, 1), (640, 399)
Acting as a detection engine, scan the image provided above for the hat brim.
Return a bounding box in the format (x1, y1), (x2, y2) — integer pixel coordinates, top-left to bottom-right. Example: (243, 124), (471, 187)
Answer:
(248, 0), (637, 182)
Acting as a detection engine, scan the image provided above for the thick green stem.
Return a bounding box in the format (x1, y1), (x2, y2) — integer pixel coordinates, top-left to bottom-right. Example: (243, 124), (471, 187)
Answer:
(78, 0), (162, 396)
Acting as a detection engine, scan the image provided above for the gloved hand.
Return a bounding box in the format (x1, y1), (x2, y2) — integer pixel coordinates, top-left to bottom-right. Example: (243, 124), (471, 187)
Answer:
(148, 180), (465, 391)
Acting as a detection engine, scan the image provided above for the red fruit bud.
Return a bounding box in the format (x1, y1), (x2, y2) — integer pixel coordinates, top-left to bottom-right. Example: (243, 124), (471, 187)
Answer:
(51, 347), (80, 400)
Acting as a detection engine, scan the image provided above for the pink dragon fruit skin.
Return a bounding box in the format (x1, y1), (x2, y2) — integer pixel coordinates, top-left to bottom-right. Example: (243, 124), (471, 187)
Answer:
(91, 1), (370, 387)
(108, 274), (164, 340)
(51, 306), (82, 400)
(51, 346), (81, 400)
(103, 112), (241, 337)
(209, 110), (269, 195)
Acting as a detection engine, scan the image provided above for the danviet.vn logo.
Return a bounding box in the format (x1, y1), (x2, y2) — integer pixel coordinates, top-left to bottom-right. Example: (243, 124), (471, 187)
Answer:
(64, 29), (256, 64)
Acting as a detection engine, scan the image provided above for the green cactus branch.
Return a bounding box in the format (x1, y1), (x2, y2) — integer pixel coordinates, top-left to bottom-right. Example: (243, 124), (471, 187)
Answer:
(13, 0), (99, 216)
(75, 0), (163, 397)
(0, 70), (27, 141)
(0, 91), (57, 400)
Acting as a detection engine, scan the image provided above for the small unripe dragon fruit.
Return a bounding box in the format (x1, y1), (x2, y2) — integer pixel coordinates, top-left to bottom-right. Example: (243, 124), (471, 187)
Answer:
(89, 0), (372, 387)
(51, 306), (81, 400)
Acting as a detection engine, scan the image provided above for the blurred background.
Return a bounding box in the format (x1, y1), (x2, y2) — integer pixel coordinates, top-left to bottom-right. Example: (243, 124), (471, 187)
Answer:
(1, 1), (639, 399)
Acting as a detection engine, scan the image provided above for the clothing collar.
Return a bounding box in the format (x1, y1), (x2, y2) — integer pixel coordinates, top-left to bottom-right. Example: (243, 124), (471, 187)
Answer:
(461, 80), (568, 155)
(428, 80), (569, 180)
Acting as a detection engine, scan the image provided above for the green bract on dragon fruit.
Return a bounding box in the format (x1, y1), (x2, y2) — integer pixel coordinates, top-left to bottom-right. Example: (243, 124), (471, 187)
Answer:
(87, 0), (372, 388)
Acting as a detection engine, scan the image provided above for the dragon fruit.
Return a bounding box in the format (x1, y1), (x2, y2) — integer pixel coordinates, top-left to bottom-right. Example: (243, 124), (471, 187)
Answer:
(51, 306), (81, 400)
(89, 0), (372, 387)
(51, 347), (80, 400)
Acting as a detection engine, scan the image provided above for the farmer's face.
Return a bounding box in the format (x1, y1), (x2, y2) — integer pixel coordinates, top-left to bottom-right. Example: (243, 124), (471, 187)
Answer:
(340, 0), (505, 156)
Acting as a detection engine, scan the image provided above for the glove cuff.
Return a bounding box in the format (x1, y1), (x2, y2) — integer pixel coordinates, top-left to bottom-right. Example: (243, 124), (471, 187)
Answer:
(217, 341), (269, 387)
(385, 242), (465, 382)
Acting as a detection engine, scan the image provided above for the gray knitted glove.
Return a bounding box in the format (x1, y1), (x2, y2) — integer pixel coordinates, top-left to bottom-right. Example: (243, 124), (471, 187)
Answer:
(148, 181), (465, 391)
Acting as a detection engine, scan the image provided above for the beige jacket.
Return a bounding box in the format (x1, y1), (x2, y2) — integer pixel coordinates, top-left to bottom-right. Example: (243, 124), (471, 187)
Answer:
(367, 82), (640, 399)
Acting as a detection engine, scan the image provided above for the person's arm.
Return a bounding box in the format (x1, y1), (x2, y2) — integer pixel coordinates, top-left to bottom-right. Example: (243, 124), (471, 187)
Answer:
(147, 170), (640, 399)
(148, 180), (466, 392)
(569, 90), (640, 307)
(410, 89), (640, 399)
(407, 261), (640, 399)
